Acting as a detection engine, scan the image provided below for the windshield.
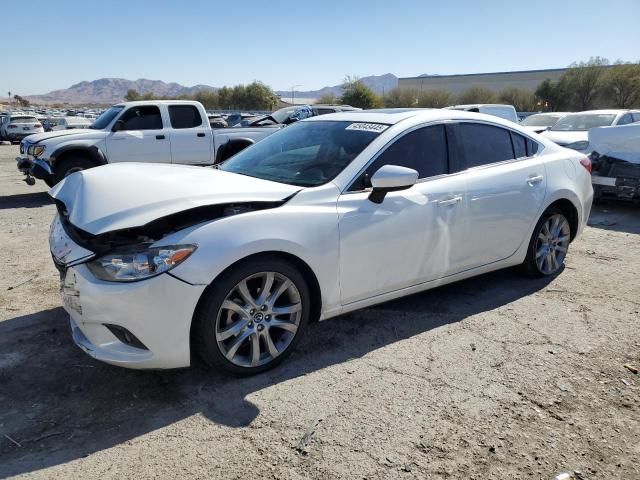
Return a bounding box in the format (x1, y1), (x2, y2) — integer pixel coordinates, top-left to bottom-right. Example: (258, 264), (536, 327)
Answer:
(219, 120), (386, 187)
(90, 106), (124, 129)
(521, 114), (563, 127)
(550, 113), (616, 131)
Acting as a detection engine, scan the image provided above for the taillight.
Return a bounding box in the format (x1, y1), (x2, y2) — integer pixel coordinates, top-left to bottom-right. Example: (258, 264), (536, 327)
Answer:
(579, 156), (592, 174)
(7, 124), (16, 129)
(35, 124), (42, 128)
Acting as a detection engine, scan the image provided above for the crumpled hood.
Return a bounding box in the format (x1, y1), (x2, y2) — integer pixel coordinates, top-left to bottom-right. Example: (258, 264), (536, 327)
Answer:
(49, 163), (302, 235)
(25, 128), (106, 144)
(540, 130), (587, 146)
(589, 123), (640, 164)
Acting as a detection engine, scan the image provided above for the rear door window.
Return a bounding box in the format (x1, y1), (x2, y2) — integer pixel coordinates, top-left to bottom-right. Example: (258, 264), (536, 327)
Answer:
(450, 123), (514, 172)
(169, 105), (203, 129)
(525, 138), (539, 156)
(510, 131), (527, 158)
(616, 113), (633, 125)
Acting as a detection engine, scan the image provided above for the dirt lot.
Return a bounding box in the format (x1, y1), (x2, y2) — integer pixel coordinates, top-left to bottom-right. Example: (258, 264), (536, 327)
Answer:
(0, 144), (638, 479)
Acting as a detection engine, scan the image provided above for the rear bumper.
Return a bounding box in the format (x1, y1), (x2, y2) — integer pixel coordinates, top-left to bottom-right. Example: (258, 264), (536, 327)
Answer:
(6, 132), (42, 140)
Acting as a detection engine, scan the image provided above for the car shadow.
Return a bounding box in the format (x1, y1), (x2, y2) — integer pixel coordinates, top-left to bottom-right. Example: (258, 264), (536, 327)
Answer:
(0, 269), (553, 477)
(587, 202), (640, 234)
(0, 192), (52, 210)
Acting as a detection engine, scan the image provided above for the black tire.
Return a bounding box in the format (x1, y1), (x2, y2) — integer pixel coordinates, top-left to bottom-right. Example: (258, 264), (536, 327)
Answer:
(521, 207), (570, 278)
(215, 141), (251, 164)
(193, 257), (310, 376)
(54, 156), (95, 184)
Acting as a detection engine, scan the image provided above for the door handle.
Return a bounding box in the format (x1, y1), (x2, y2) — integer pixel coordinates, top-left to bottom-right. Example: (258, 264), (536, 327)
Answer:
(156, 135), (165, 140)
(437, 196), (462, 207)
(197, 132), (205, 137)
(527, 174), (544, 185)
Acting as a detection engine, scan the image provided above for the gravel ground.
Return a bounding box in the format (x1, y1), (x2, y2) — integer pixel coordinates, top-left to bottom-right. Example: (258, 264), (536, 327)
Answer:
(0, 144), (638, 479)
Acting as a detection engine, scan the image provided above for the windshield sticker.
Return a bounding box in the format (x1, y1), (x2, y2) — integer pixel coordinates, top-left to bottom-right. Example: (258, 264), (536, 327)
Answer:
(345, 123), (389, 133)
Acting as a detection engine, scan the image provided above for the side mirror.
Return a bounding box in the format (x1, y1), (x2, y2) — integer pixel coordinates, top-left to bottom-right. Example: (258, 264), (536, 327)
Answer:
(112, 120), (125, 132)
(368, 165), (418, 204)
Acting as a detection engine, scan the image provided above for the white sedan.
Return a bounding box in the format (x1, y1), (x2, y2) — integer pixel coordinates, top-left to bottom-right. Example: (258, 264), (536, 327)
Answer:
(49, 109), (594, 374)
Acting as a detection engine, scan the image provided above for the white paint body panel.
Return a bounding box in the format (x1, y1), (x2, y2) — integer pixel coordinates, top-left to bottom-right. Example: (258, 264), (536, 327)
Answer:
(49, 162), (301, 235)
(48, 109), (593, 369)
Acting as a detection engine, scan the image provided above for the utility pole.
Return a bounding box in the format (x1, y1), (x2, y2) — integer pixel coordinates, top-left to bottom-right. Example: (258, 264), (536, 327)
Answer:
(290, 85), (302, 105)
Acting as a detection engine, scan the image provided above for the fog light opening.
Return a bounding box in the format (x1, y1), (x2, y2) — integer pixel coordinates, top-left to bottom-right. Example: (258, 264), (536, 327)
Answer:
(104, 324), (149, 350)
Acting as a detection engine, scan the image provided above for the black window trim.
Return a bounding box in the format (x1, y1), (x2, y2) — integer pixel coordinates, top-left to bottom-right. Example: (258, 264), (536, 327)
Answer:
(168, 104), (204, 129)
(344, 120), (452, 193)
(446, 119), (544, 174)
(118, 105), (165, 131)
(343, 119), (545, 194)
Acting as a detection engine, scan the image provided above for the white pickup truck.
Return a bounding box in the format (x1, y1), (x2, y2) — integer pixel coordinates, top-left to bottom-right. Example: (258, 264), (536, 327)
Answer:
(16, 100), (289, 186)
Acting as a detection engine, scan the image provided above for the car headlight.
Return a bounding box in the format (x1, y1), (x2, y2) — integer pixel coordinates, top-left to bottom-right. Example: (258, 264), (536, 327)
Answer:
(87, 244), (196, 282)
(27, 145), (46, 157)
(565, 141), (589, 151)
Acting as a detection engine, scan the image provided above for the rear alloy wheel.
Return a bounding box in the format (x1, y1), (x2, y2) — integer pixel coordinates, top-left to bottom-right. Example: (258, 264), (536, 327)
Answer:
(523, 209), (571, 277)
(194, 259), (310, 375)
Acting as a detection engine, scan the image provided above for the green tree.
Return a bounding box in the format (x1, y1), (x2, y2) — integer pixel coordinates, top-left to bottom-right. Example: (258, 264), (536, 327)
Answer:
(416, 89), (453, 108)
(534, 79), (567, 111)
(560, 56), (609, 110)
(194, 90), (219, 109)
(383, 88), (418, 107)
(456, 86), (496, 104)
(315, 92), (339, 104)
(339, 76), (381, 109)
(217, 86), (232, 109)
(13, 95), (30, 107)
(498, 87), (536, 111)
(124, 89), (140, 101)
(383, 88), (452, 108)
(244, 81), (278, 110)
(601, 61), (640, 108)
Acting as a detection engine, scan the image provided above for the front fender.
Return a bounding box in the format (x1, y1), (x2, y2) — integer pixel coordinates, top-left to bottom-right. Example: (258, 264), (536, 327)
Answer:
(160, 202), (341, 313)
(49, 143), (107, 166)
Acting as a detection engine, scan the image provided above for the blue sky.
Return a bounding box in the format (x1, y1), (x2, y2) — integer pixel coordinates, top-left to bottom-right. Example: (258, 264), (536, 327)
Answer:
(3, 0), (639, 96)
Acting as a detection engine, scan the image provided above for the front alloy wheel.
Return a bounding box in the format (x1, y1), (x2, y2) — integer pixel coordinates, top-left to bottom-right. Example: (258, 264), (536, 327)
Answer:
(194, 258), (310, 375)
(216, 272), (302, 368)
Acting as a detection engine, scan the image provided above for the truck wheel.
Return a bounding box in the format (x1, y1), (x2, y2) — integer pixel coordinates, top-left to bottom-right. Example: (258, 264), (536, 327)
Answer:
(54, 157), (95, 184)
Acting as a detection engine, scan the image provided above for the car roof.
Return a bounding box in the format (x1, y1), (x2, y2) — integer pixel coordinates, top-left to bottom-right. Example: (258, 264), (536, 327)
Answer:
(568, 109), (638, 115)
(446, 104), (515, 109)
(304, 108), (521, 127)
(115, 100), (203, 107)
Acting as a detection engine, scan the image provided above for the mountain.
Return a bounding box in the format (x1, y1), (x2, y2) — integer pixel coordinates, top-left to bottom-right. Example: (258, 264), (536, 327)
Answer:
(20, 73), (399, 105)
(26, 78), (218, 104)
(276, 73), (398, 100)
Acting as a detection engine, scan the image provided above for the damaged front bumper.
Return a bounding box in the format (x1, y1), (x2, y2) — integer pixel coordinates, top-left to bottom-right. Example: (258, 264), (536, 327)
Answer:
(50, 214), (206, 369)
